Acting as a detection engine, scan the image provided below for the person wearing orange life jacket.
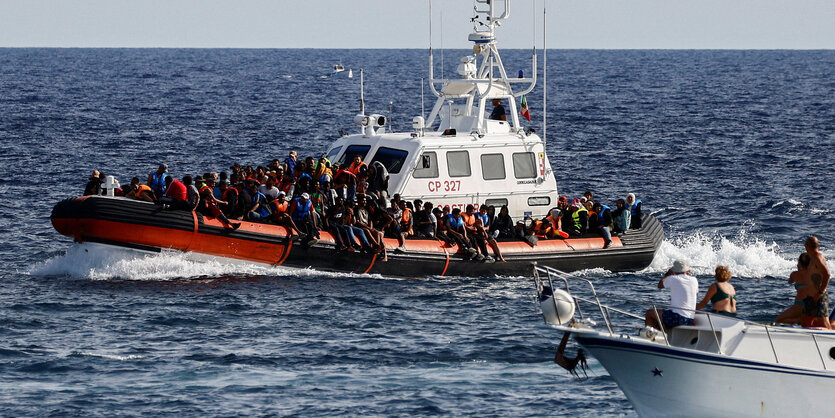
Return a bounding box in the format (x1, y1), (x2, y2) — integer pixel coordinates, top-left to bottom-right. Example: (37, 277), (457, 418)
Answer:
(592, 202), (614, 248)
(441, 208), (479, 260)
(534, 208), (569, 239)
(199, 177), (240, 230)
(126, 177), (156, 202)
(462, 204), (490, 261)
(333, 165), (357, 202)
(348, 155), (367, 175)
(278, 173), (295, 198)
(269, 191), (301, 233)
(399, 200), (414, 236)
(269, 191), (289, 216)
(219, 179), (239, 218)
(390, 200), (410, 253)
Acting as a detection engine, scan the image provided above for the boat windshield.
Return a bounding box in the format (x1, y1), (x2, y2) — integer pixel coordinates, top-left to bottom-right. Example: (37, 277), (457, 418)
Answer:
(370, 147), (409, 174)
(338, 144), (371, 165)
(325, 146), (343, 163)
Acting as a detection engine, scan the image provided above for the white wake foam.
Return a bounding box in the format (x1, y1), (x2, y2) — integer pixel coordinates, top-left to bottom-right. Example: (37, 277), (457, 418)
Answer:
(647, 230), (795, 278)
(30, 243), (386, 281)
(30, 244), (278, 280)
(73, 351), (144, 361)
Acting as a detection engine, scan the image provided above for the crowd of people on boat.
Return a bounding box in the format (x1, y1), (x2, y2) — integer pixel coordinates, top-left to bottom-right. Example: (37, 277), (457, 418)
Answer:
(646, 236), (832, 332)
(82, 152), (645, 263)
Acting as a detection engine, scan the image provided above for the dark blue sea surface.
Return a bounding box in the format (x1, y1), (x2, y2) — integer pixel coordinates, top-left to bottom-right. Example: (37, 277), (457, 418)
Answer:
(1, 48), (834, 415)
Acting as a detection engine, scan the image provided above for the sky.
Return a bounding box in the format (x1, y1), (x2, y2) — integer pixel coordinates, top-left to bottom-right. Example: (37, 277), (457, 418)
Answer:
(0, 0), (833, 49)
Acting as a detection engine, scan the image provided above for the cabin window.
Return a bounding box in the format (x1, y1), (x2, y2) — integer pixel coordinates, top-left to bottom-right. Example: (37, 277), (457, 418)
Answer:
(338, 144), (371, 165)
(528, 196), (551, 206)
(413, 152), (439, 178)
(481, 153), (506, 180)
(447, 151), (471, 178)
(484, 198), (508, 207)
(512, 152), (537, 179)
(325, 146), (343, 164)
(371, 147), (409, 174)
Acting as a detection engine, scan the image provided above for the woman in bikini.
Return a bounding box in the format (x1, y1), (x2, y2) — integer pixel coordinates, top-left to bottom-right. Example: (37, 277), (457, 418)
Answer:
(774, 253), (812, 324)
(696, 265), (737, 316)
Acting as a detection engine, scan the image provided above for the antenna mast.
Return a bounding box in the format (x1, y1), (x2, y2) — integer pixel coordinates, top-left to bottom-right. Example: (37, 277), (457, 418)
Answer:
(543, 5), (547, 145)
(360, 68), (365, 115)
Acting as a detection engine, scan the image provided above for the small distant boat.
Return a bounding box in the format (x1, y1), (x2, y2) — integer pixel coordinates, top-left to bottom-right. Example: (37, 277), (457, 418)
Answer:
(532, 265), (835, 417)
(333, 63), (345, 73)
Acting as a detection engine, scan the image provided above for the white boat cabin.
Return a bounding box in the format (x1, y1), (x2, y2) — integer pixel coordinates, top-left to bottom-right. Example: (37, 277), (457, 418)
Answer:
(325, 0), (557, 220)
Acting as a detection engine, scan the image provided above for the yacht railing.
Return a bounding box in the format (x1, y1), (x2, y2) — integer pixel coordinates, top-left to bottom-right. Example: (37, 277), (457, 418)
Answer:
(532, 263), (834, 370)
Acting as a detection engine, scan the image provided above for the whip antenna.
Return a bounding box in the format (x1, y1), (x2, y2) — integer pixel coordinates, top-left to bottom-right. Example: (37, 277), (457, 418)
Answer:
(421, 77), (425, 117)
(543, 4), (547, 145)
(360, 68), (365, 115)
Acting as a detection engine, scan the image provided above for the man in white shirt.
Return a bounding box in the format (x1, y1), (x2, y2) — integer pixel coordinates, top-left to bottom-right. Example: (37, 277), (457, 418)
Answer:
(645, 259), (699, 331)
(258, 176), (280, 201)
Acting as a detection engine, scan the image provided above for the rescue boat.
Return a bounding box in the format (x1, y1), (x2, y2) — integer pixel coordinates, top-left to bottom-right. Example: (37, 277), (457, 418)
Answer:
(51, 0), (664, 277)
(51, 196), (662, 277)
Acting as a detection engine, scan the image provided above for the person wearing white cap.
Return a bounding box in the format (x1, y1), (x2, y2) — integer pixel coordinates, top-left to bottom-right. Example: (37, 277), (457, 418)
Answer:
(645, 259), (699, 331)
(289, 192), (319, 246)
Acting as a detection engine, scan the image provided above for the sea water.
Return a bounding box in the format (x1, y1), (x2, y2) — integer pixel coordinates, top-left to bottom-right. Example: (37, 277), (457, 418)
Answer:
(2, 49), (834, 415)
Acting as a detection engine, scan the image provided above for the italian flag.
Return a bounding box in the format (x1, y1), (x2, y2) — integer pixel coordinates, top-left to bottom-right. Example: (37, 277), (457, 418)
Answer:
(520, 94), (531, 121)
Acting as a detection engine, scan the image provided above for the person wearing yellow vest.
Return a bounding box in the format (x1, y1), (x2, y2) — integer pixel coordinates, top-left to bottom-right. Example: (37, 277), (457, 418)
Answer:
(565, 198), (589, 237)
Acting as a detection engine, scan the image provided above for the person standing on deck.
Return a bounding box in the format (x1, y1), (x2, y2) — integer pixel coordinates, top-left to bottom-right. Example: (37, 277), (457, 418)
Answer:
(489, 98), (506, 121)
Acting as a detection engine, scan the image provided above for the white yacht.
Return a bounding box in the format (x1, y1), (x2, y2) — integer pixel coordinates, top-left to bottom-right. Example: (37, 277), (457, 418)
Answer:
(534, 265), (835, 417)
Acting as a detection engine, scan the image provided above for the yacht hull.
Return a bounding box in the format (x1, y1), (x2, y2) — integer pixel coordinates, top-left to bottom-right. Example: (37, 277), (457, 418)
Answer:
(575, 333), (835, 417)
(51, 196), (663, 277)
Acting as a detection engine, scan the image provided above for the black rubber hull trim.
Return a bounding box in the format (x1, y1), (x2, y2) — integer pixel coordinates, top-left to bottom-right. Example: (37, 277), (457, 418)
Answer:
(52, 197), (664, 276)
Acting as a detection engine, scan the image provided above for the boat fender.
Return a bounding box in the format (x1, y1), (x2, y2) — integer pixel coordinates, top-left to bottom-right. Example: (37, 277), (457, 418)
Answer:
(541, 287), (575, 325)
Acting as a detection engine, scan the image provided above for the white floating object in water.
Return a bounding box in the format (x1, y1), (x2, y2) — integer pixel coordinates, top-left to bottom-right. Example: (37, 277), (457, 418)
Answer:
(348, 69), (353, 78)
(540, 287), (575, 325)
